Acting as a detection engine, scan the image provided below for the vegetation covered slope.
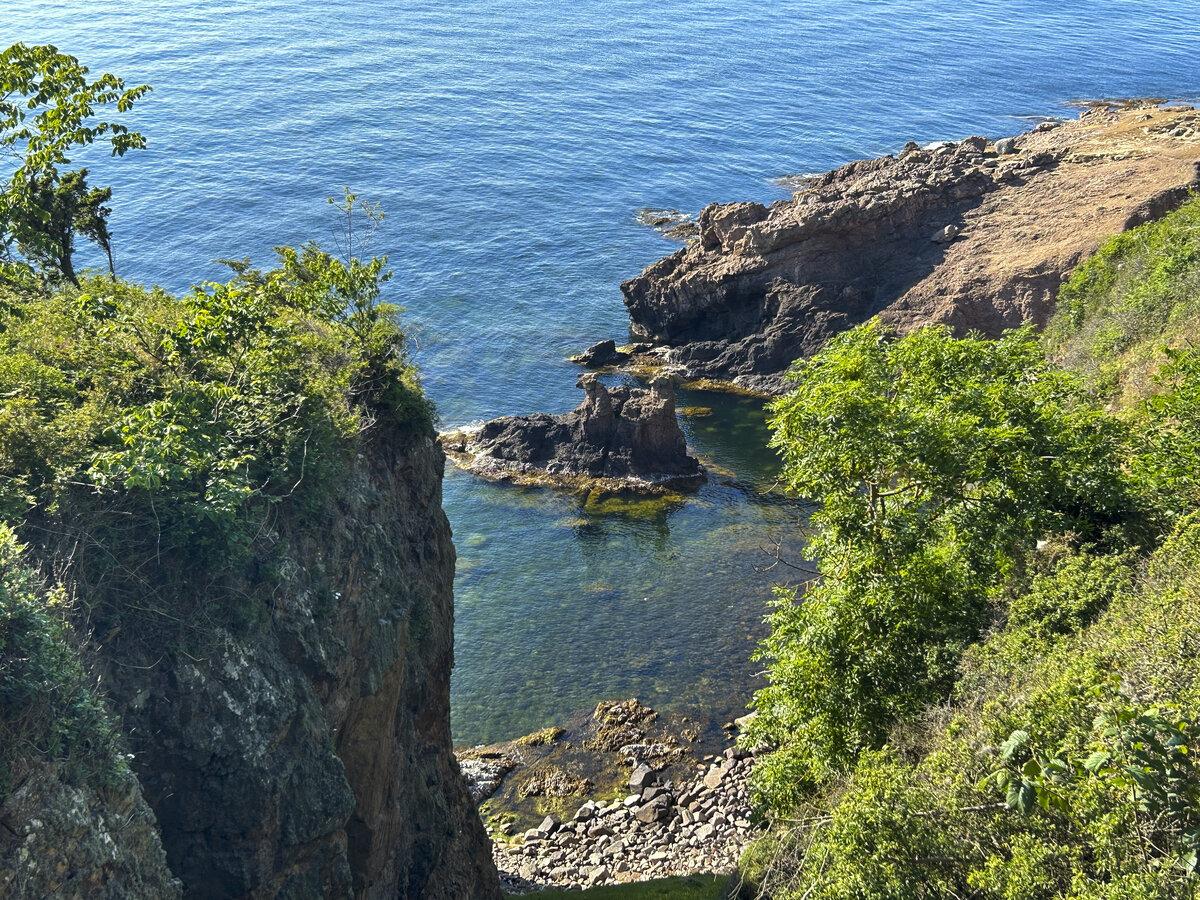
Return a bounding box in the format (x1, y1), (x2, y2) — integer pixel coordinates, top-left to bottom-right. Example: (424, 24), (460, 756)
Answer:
(742, 196), (1200, 899)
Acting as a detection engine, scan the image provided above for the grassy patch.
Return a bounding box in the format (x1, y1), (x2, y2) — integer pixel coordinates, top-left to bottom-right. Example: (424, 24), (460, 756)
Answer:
(1044, 193), (1200, 403)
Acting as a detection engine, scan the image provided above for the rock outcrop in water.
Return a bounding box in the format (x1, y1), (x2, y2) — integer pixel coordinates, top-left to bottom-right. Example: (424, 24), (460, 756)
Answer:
(441, 374), (705, 493)
(620, 103), (1200, 393)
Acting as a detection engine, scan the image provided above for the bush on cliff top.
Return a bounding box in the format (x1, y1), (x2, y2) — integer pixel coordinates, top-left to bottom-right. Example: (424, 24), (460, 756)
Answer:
(0, 242), (430, 644)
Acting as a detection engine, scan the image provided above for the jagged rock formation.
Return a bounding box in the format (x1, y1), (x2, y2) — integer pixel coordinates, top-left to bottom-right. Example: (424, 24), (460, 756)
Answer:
(0, 764), (180, 899)
(94, 430), (501, 899)
(621, 103), (1200, 393)
(441, 374), (704, 492)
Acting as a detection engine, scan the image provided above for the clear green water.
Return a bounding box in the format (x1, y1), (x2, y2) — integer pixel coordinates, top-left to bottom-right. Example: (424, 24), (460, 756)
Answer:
(449, 385), (811, 745)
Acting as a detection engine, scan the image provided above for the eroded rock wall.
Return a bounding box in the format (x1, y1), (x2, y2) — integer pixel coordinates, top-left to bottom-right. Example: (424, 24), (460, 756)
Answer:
(0, 764), (180, 899)
(99, 430), (500, 899)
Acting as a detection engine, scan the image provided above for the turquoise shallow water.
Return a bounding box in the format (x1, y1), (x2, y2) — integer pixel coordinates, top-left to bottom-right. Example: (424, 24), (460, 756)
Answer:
(6, 1), (1200, 743)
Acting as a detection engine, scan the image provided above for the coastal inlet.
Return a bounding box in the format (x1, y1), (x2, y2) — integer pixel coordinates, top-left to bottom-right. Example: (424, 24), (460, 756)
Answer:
(447, 383), (810, 747)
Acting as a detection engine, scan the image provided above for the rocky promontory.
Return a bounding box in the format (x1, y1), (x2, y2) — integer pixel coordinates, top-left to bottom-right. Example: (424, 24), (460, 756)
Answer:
(441, 374), (705, 493)
(620, 102), (1200, 392)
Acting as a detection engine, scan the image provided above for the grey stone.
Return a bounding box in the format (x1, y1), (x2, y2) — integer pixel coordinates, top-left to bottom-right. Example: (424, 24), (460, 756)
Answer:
(629, 763), (658, 791)
(931, 223), (961, 243)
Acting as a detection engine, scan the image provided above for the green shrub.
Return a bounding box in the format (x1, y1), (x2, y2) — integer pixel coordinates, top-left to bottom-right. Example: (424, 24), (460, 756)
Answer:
(1045, 194), (1200, 400)
(0, 523), (121, 800)
(1130, 346), (1200, 521)
(746, 322), (1135, 805)
(0, 242), (430, 645)
(742, 516), (1200, 900)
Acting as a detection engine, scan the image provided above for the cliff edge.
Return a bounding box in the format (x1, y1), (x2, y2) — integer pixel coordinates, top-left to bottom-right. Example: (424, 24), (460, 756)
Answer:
(0, 258), (502, 899)
(97, 427), (501, 899)
(621, 102), (1200, 392)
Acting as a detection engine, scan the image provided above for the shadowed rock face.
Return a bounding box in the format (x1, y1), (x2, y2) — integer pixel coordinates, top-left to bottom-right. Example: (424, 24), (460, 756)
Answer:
(621, 103), (1200, 393)
(443, 375), (704, 491)
(96, 429), (501, 900)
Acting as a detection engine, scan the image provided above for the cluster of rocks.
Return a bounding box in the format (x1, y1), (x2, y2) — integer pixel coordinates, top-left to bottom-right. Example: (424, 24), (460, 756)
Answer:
(495, 748), (757, 892)
(441, 374), (705, 493)
(635, 208), (701, 242)
(616, 103), (1200, 394)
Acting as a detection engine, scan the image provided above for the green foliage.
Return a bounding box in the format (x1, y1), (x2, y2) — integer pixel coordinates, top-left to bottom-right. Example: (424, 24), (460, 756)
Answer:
(9, 167), (116, 284)
(1, 42), (149, 284)
(747, 322), (1134, 802)
(0, 243), (429, 644)
(0, 523), (121, 800)
(1045, 194), (1200, 400)
(1130, 346), (1200, 520)
(742, 516), (1200, 900)
(960, 548), (1135, 692)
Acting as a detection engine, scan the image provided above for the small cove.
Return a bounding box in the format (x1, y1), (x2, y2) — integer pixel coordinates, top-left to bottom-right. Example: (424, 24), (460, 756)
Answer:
(6, 0), (1199, 747)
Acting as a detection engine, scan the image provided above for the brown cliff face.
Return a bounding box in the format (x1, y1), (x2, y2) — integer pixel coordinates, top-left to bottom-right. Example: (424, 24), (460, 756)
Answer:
(621, 103), (1200, 393)
(99, 428), (500, 899)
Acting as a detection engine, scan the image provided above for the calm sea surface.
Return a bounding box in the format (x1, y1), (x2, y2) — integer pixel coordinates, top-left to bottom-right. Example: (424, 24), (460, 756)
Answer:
(6, 1), (1200, 743)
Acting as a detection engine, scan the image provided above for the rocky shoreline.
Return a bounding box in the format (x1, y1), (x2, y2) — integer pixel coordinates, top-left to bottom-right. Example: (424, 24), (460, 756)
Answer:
(495, 747), (757, 892)
(611, 102), (1200, 393)
(455, 699), (760, 893)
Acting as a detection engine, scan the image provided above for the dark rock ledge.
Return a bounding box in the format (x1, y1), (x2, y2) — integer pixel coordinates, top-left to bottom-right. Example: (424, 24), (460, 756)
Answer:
(597, 103), (1200, 394)
(440, 374), (705, 494)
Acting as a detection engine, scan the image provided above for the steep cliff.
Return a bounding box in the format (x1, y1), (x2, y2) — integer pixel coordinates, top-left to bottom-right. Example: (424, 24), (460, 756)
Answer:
(0, 256), (501, 898)
(621, 103), (1200, 392)
(97, 426), (500, 899)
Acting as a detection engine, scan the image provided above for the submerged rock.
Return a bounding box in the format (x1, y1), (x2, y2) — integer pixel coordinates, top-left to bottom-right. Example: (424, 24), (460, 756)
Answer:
(441, 374), (705, 493)
(636, 207), (701, 242)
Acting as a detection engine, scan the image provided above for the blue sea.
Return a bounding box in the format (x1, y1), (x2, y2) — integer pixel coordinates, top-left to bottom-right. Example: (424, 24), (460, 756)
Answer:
(6, 0), (1200, 744)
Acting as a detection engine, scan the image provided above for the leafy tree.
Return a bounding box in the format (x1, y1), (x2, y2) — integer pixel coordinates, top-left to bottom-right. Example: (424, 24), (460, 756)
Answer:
(1, 42), (149, 284)
(9, 168), (115, 283)
(746, 321), (1134, 808)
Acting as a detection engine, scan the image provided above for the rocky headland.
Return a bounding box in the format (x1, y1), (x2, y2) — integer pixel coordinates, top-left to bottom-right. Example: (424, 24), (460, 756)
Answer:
(441, 373), (705, 494)
(616, 102), (1200, 393)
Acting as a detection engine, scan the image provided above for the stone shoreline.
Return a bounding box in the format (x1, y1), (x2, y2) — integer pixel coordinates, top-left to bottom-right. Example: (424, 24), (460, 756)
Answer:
(456, 698), (762, 893)
(495, 746), (758, 893)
